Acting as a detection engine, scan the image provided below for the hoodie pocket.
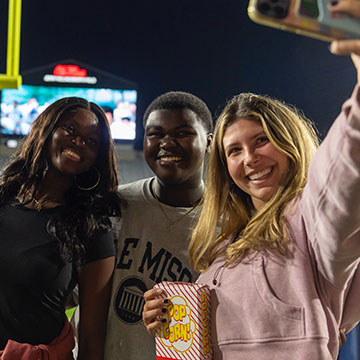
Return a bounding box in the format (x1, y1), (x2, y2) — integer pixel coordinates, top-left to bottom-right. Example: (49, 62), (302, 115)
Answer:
(251, 256), (305, 340)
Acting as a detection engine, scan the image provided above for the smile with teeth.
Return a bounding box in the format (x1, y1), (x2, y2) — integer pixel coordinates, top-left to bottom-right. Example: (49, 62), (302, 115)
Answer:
(248, 167), (272, 181)
(63, 149), (81, 161)
(159, 156), (182, 162)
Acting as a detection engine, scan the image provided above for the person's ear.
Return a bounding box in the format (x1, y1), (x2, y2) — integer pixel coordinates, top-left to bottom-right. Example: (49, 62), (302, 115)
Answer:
(206, 133), (213, 153)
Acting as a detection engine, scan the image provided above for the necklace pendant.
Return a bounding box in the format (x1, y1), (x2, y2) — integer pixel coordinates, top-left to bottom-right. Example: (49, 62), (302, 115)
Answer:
(32, 197), (42, 211)
(27, 191), (44, 211)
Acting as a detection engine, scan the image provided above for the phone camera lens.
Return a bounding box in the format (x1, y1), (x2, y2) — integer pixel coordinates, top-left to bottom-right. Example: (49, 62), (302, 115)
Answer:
(259, 2), (271, 13)
(274, 6), (286, 17)
(257, 0), (288, 18)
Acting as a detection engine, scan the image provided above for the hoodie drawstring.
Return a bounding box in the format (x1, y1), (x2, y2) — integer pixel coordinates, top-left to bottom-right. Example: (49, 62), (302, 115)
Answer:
(212, 264), (226, 286)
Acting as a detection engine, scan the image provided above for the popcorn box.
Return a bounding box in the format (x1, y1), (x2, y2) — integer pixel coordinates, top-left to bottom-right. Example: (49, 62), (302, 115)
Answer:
(154, 281), (212, 360)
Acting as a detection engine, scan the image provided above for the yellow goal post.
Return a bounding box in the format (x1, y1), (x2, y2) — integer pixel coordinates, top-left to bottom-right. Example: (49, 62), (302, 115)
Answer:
(0, 0), (22, 90)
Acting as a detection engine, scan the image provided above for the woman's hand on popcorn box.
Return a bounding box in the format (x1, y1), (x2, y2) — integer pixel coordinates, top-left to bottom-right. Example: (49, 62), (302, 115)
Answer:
(143, 288), (169, 336)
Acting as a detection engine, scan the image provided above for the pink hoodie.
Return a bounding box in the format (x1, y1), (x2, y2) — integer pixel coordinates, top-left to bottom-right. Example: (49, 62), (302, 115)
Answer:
(197, 85), (360, 359)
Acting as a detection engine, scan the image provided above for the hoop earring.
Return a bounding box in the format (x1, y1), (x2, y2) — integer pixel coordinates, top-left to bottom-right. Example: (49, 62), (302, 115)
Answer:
(74, 166), (101, 191)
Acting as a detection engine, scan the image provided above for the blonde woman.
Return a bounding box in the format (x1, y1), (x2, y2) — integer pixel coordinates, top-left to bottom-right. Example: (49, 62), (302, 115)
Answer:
(143, 3), (360, 358)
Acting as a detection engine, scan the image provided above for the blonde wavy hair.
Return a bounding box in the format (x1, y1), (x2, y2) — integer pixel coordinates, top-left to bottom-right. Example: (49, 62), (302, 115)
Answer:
(189, 93), (320, 271)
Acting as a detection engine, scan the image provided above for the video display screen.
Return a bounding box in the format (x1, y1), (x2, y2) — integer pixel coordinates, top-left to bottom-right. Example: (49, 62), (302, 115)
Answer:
(0, 85), (137, 140)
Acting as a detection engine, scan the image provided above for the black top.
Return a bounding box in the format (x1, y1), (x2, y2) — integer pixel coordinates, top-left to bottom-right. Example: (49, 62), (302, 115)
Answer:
(0, 203), (115, 349)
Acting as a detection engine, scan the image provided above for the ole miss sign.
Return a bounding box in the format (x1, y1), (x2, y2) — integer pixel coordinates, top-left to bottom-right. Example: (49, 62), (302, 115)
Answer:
(43, 64), (97, 84)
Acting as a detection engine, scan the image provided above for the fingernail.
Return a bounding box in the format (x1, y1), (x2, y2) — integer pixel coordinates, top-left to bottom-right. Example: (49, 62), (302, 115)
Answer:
(162, 308), (167, 313)
(163, 299), (169, 304)
(329, 42), (337, 53)
(155, 288), (163, 294)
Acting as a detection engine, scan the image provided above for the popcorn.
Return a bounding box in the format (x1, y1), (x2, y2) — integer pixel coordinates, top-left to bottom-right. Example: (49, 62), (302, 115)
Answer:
(154, 281), (212, 360)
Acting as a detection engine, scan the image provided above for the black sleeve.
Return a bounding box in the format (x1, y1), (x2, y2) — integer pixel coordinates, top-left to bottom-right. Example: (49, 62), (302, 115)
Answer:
(84, 230), (115, 264)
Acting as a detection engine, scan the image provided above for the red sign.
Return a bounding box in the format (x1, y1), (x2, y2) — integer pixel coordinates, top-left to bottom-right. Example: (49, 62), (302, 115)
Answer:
(53, 64), (87, 77)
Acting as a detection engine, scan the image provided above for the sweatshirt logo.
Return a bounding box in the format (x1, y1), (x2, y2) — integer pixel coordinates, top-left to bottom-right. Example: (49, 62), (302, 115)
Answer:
(114, 277), (147, 324)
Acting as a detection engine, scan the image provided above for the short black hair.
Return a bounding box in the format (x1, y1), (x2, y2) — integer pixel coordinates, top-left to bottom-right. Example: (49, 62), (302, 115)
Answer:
(143, 91), (213, 133)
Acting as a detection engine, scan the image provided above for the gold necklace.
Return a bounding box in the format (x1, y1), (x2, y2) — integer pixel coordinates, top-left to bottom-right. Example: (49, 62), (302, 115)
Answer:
(27, 191), (60, 212)
(151, 179), (202, 227)
(32, 197), (46, 212)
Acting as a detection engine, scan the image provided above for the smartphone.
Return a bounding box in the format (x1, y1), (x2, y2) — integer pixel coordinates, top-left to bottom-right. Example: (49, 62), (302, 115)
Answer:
(248, 0), (359, 41)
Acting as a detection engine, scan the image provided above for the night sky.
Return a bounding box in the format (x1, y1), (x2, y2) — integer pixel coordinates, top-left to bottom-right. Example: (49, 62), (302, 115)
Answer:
(0, 0), (357, 149)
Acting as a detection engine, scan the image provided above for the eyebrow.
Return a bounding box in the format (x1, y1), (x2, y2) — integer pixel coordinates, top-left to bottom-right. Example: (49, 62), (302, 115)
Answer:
(62, 118), (100, 135)
(224, 130), (266, 150)
(146, 124), (194, 131)
(251, 130), (266, 139)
